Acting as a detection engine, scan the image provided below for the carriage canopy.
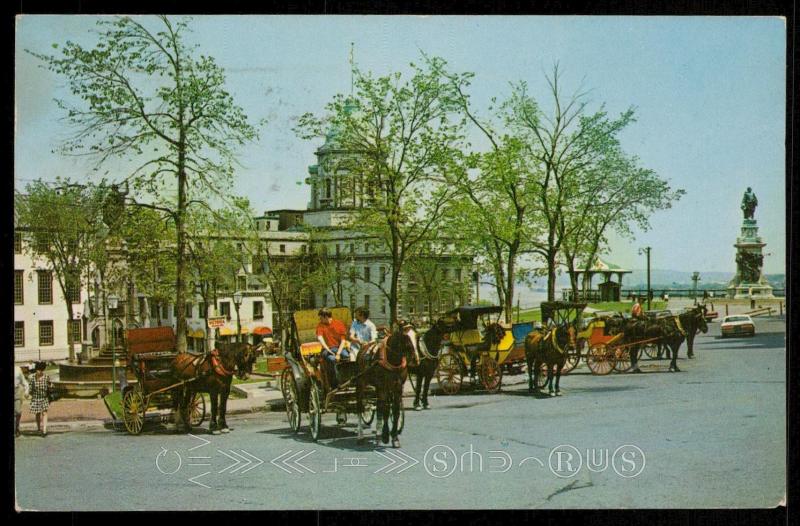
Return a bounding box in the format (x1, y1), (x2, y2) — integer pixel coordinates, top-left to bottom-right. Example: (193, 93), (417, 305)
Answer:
(443, 305), (503, 330)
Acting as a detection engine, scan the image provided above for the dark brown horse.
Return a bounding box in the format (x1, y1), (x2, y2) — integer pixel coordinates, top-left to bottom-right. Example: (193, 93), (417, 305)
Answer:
(410, 320), (448, 410)
(356, 329), (417, 447)
(525, 324), (572, 396)
(656, 305), (708, 370)
(172, 342), (257, 434)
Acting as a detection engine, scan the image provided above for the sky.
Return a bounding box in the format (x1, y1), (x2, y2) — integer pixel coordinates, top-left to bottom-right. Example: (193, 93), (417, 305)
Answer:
(15, 15), (787, 274)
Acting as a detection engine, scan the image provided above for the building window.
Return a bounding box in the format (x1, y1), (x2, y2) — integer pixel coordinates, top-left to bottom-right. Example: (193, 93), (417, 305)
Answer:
(199, 302), (207, 318)
(14, 270), (23, 305)
(39, 320), (54, 346)
(149, 301), (158, 319)
(349, 244), (354, 254)
(66, 275), (81, 304)
(14, 322), (24, 347)
(138, 297), (147, 318)
(185, 302), (193, 318)
(236, 242), (243, 252)
(68, 319), (81, 344)
(37, 270), (52, 304)
(220, 301), (231, 320)
(364, 242), (369, 253)
(14, 233), (22, 253)
(336, 244), (341, 256)
(380, 267), (386, 283)
(237, 275), (247, 291)
(35, 234), (50, 253)
(364, 266), (371, 283)
(253, 301), (264, 320)
(364, 295), (370, 309)
(442, 268), (449, 281)
(280, 244), (286, 253)
(455, 268), (462, 282)
(161, 304), (169, 319)
(172, 304), (178, 318)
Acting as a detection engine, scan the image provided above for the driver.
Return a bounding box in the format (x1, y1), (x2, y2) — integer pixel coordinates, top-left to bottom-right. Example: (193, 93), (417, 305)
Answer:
(316, 308), (350, 388)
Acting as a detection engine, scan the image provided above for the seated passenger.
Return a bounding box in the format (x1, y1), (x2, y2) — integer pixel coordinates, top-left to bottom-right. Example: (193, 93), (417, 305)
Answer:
(316, 307), (350, 388)
(349, 306), (378, 357)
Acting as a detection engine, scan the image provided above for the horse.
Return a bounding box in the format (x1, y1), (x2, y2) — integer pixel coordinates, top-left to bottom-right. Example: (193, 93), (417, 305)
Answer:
(171, 342), (257, 434)
(684, 304), (709, 359)
(524, 324), (572, 396)
(656, 305), (708, 370)
(408, 320), (447, 410)
(356, 328), (417, 447)
(608, 317), (663, 373)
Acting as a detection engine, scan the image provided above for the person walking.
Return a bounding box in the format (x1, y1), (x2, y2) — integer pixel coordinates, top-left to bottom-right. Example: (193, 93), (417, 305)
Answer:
(631, 297), (643, 318)
(28, 362), (53, 437)
(14, 365), (30, 438)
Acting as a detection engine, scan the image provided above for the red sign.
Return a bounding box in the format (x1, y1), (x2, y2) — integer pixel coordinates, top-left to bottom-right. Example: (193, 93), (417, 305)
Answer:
(207, 317), (226, 329)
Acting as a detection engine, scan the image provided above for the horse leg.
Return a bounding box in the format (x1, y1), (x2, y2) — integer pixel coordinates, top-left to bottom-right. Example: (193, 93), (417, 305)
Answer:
(219, 381), (231, 432)
(379, 391), (390, 445)
(422, 366), (432, 409)
(412, 369), (422, 410)
(687, 334), (695, 359)
(526, 353), (535, 393)
(209, 388), (219, 434)
(631, 345), (642, 373)
(554, 361), (564, 396)
(669, 339), (682, 372)
(547, 361), (555, 396)
(391, 387), (401, 448)
(174, 386), (186, 433)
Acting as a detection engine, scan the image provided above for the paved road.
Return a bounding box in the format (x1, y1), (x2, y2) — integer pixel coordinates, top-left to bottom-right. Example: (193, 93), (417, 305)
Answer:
(15, 317), (785, 510)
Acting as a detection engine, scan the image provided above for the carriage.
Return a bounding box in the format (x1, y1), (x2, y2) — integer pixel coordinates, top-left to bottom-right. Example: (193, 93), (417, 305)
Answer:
(279, 307), (403, 442)
(435, 305), (529, 395)
(119, 327), (206, 435)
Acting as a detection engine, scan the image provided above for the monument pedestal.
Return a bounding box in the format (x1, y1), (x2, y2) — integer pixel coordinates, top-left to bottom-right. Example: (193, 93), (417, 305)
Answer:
(727, 218), (773, 299)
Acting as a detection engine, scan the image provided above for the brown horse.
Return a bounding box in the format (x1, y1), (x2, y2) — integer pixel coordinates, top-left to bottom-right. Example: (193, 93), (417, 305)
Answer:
(172, 342), (257, 434)
(409, 319), (449, 410)
(525, 324), (572, 395)
(356, 329), (417, 447)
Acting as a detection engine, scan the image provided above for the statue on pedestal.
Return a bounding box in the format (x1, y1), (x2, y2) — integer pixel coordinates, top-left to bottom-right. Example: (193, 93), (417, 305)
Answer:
(741, 187), (758, 220)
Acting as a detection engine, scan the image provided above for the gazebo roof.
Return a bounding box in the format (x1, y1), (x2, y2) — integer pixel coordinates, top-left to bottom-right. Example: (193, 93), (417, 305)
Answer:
(569, 257), (631, 275)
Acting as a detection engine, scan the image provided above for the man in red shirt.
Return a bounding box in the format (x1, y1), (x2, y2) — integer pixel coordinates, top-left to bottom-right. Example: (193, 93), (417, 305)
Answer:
(316, 308), (350, 387)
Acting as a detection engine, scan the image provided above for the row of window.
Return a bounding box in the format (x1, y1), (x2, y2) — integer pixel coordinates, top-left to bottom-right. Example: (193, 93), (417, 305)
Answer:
(14, 270), (80, 305)
(142, 300), (265, 321)
(14, 320), (81, 347)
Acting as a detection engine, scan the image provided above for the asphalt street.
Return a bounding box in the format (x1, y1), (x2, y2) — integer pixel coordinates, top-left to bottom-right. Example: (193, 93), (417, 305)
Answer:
(15, 316), (786, 510)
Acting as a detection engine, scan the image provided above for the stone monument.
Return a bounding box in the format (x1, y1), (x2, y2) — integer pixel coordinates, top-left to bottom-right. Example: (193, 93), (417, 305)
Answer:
(727, 187), (773, 299)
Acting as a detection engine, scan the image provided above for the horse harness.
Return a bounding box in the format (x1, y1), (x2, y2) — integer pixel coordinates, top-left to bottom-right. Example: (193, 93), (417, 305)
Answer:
(173, 349), (235, 379)
(376, 337), (407, 372)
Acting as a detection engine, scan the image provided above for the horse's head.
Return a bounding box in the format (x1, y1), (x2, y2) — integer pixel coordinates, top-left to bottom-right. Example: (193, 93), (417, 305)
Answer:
(234, 343), (258, 380)
(695, 305), (709, 334)
(387, 329), (416, 368)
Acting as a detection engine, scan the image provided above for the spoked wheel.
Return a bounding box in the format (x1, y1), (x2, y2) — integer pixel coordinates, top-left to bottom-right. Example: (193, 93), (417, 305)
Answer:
(436, 352), (464, 395)
(643, 343), (660, 359)
(122, 385), (146, 435)
(562, 339), (585, 374)
(282, 368), (301, 433)
(534, 363), (550, 389)
(308, 381), (322, 442)
(188, 392), (206, 427)
(479, 355), (503, 392)
(586, 344), (616, 375)
(613, 346), (632, 373)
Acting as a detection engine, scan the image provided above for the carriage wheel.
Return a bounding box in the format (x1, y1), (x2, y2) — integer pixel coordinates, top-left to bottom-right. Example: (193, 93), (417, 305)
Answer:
(534, 362), (549, 389)
(479, 355), (503, 392)
(282, 368), (301, 433)
(643, 343), (660, 359)
(613, 347), (632, 373)
(436, 353), (463, 395)
(586, 344), (615, 375)
(562, 339), (584, 374)
(122, 385), (146, 435)
(308, 381), (322, 442)
(187, 392), (206, 427)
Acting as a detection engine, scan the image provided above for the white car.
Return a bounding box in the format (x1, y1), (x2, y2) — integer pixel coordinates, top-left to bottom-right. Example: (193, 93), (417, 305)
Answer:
(720, 315), (755, 338)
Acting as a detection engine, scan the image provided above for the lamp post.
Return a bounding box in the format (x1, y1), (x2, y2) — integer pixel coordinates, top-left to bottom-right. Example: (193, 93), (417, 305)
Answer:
(233, 291), (243, 343)
(639, 247), (652, 310)
(691, 272), (701, 305)
(107, 293), (119, 392)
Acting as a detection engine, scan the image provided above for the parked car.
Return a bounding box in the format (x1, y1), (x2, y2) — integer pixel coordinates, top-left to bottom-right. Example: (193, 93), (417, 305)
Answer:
(720, 315), (755, 338)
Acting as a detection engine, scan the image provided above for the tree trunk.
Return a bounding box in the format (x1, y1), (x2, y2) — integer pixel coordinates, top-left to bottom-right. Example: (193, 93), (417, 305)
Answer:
(547, 249), (558, 302)
(66, 301), (76, 363)
(175, 146), (188, 353)
(504, 250), (517, 324)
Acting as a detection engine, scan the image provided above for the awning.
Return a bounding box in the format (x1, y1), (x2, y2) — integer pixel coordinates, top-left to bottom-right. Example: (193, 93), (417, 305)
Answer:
(252, 326), (273, 336)
(188, 329), (205, 339)
(219, 327), (249, 336)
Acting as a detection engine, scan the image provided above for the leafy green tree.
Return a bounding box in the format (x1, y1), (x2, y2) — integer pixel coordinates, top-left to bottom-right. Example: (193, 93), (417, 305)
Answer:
(296, 56), (471, 323)
(15, 178), (107, 362)
(31, 15), (259, 352)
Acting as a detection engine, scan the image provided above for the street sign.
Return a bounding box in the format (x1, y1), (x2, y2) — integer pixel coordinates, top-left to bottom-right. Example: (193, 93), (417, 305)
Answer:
(207, 317), (226, 329)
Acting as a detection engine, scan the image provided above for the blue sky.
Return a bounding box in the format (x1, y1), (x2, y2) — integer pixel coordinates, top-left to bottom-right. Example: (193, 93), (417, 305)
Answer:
(15, 15), (786, 274)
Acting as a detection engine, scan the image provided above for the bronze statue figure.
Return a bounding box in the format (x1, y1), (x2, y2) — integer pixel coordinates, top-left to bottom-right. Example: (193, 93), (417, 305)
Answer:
(741, 187), (758, 220)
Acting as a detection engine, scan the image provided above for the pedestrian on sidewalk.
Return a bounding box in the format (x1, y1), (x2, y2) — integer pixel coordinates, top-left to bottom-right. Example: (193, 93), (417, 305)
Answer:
(28, 362), (53, 437)
(14, 364), (30, 438)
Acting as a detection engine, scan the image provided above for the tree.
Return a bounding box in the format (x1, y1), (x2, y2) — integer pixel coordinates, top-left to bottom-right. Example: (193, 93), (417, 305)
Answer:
(31, 15), (259, 352)
(15, 178), (107, 362)
(296, 56), (470, 324)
